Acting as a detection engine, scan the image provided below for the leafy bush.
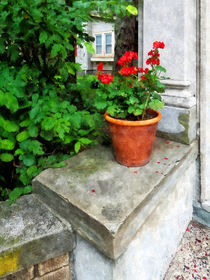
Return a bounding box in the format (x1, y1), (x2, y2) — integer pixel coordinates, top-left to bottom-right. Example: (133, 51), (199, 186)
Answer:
(0, 0), (104, 204)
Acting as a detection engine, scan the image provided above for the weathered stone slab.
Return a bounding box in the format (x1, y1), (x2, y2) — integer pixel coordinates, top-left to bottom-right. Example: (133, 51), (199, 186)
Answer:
(74, 161), (195, 280)
(0, 195), (74, 278)
(33, 138), (198, 259)
(157, 105), (197, 144)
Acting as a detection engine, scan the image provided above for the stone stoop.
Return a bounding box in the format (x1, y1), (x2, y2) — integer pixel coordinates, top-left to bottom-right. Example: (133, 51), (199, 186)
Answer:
(0, 195), (74, 279)
(33, 138), (198, 280)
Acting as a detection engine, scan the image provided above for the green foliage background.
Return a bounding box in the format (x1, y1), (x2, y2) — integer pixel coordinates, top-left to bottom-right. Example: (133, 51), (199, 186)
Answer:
(0, 0), (132, 204)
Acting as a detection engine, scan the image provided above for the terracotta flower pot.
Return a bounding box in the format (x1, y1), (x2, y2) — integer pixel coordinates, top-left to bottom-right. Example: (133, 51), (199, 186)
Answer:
(104, 109), (161, 167)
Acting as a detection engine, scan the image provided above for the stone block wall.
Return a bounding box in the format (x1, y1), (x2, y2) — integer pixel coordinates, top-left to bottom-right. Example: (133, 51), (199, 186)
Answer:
(0, 253), (72, 280)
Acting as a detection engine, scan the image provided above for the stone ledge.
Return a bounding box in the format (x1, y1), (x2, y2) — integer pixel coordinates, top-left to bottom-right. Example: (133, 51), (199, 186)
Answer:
(33, 138), (198, 260)
(0, 195), (74, 278)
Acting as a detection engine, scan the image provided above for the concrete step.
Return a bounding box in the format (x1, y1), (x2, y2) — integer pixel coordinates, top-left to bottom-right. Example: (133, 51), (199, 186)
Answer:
(33, 138), (198, 280)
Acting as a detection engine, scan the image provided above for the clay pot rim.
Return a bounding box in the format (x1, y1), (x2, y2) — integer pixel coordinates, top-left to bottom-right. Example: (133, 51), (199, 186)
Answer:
(104, 109), (161, 127)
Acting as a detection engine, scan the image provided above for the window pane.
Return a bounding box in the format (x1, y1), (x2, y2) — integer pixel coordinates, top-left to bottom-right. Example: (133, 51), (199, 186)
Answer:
(105, 34), (112, 44)
(105, 34), (112, 54)
(95, 34), (102, 54)
(96, 35), (102, 45)
(96, 45), (102, 54)
(106, 45), (112, 54)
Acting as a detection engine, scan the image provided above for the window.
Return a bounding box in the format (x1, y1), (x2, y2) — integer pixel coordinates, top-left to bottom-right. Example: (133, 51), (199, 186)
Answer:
(93, 32), (114, 57)
(105, 33), (112, 54)
(96, 34), (102, 54)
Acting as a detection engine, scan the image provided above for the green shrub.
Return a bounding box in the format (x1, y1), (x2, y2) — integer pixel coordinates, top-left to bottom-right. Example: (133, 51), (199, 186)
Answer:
(0, 0), (103, 204)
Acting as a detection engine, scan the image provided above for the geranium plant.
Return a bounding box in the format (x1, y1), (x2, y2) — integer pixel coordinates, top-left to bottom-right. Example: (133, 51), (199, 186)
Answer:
(94, 41), (167, 120)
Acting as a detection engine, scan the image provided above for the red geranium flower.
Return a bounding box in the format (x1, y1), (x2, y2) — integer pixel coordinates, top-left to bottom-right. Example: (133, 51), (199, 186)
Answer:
(153, 41), (165, 49)
(119, 65), (137, 75)
(97, 62), (103, 71)
(137, 67), (144, 73)
(98, 73), (113, 84)
(146, 59), (151, 65)
(117, 51), (138, 66)
(151, 59), (157, 65)
(141, 75), (147, 80)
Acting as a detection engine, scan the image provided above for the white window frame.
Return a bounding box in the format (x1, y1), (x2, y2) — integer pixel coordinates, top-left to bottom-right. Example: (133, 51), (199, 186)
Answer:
(92, 31), (115, 58)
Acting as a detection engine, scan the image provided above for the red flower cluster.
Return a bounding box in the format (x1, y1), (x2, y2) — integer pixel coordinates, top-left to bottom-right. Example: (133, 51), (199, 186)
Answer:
(146, 41), (165, 66)
(117, 51), (138, 66)
(98, 73), (113, 84)
(153, 41), (165, 49)
(137, 67), (149, 74)
(96, 62), (113, 84)
(119, 65), (137, 75)
(146, 49), (160, 65)
(97, 62), (103, 72)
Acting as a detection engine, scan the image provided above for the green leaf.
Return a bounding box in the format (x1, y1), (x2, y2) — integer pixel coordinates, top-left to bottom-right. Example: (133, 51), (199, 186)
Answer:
(26, 166), (38, 177)
(94, 98), (107, 110)
(107, 106), (117, 116)
(126, 5), (138, 15)
(39, 31), (48, 44)
(23, 185), (32, 195)
(0, 116), (19, 132)
(40, 130), (54, 141)
(64, 135), (74, 144)
(14, 148), (24, 156)
(128, 105), (135, 114)
(0, 153), (14, 162)
(16, 131), (30, 142)
(20, 140), (44, 155)
(79, 138), (92, 145)
(22, 154), (36, 166)
(50, 162), (66, 168)
(156, 65), (166, 73)
(4, 120), (19, 132)
(149, 100), (165, 110)
(51, 44), (61, 58)
(74, 141), (81, 153)
(0, 139), (15, 150)
(0, 90), (19, 113)
(133, 108), (143, 116)
(84, 42), (95, 54)
(65, 62), (75, 75)
(20, 119), (31, 127)
(41, 117), (55, 131)
(8, 187), (24, 205)
(28, 125), (38, 137)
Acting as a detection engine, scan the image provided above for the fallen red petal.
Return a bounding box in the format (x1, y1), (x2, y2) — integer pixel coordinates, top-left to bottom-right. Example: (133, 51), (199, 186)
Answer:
(91, 189), (96, 193)
(133, 170), (138, 174)
(186, 228), (190, 232)
(155, 171), (159, 173)
(164, 157), (168, 160)
(206, 237), (208, 240)
(194, 264), (196, 268)
(176, 145), (180, 148)
(166, 142), (170, 144)
(205, 252), (208, 256)
(203, 277), (207, 280)
(157, 161), (160, 164)
(194, 269), (197, 272)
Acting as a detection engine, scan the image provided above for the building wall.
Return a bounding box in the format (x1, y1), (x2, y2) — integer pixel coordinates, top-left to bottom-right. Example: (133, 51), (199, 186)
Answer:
(76, 21), (115, 73)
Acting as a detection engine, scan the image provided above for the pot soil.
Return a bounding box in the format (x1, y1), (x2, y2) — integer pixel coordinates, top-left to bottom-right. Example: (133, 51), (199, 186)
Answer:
(104, 109), (161, 167)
